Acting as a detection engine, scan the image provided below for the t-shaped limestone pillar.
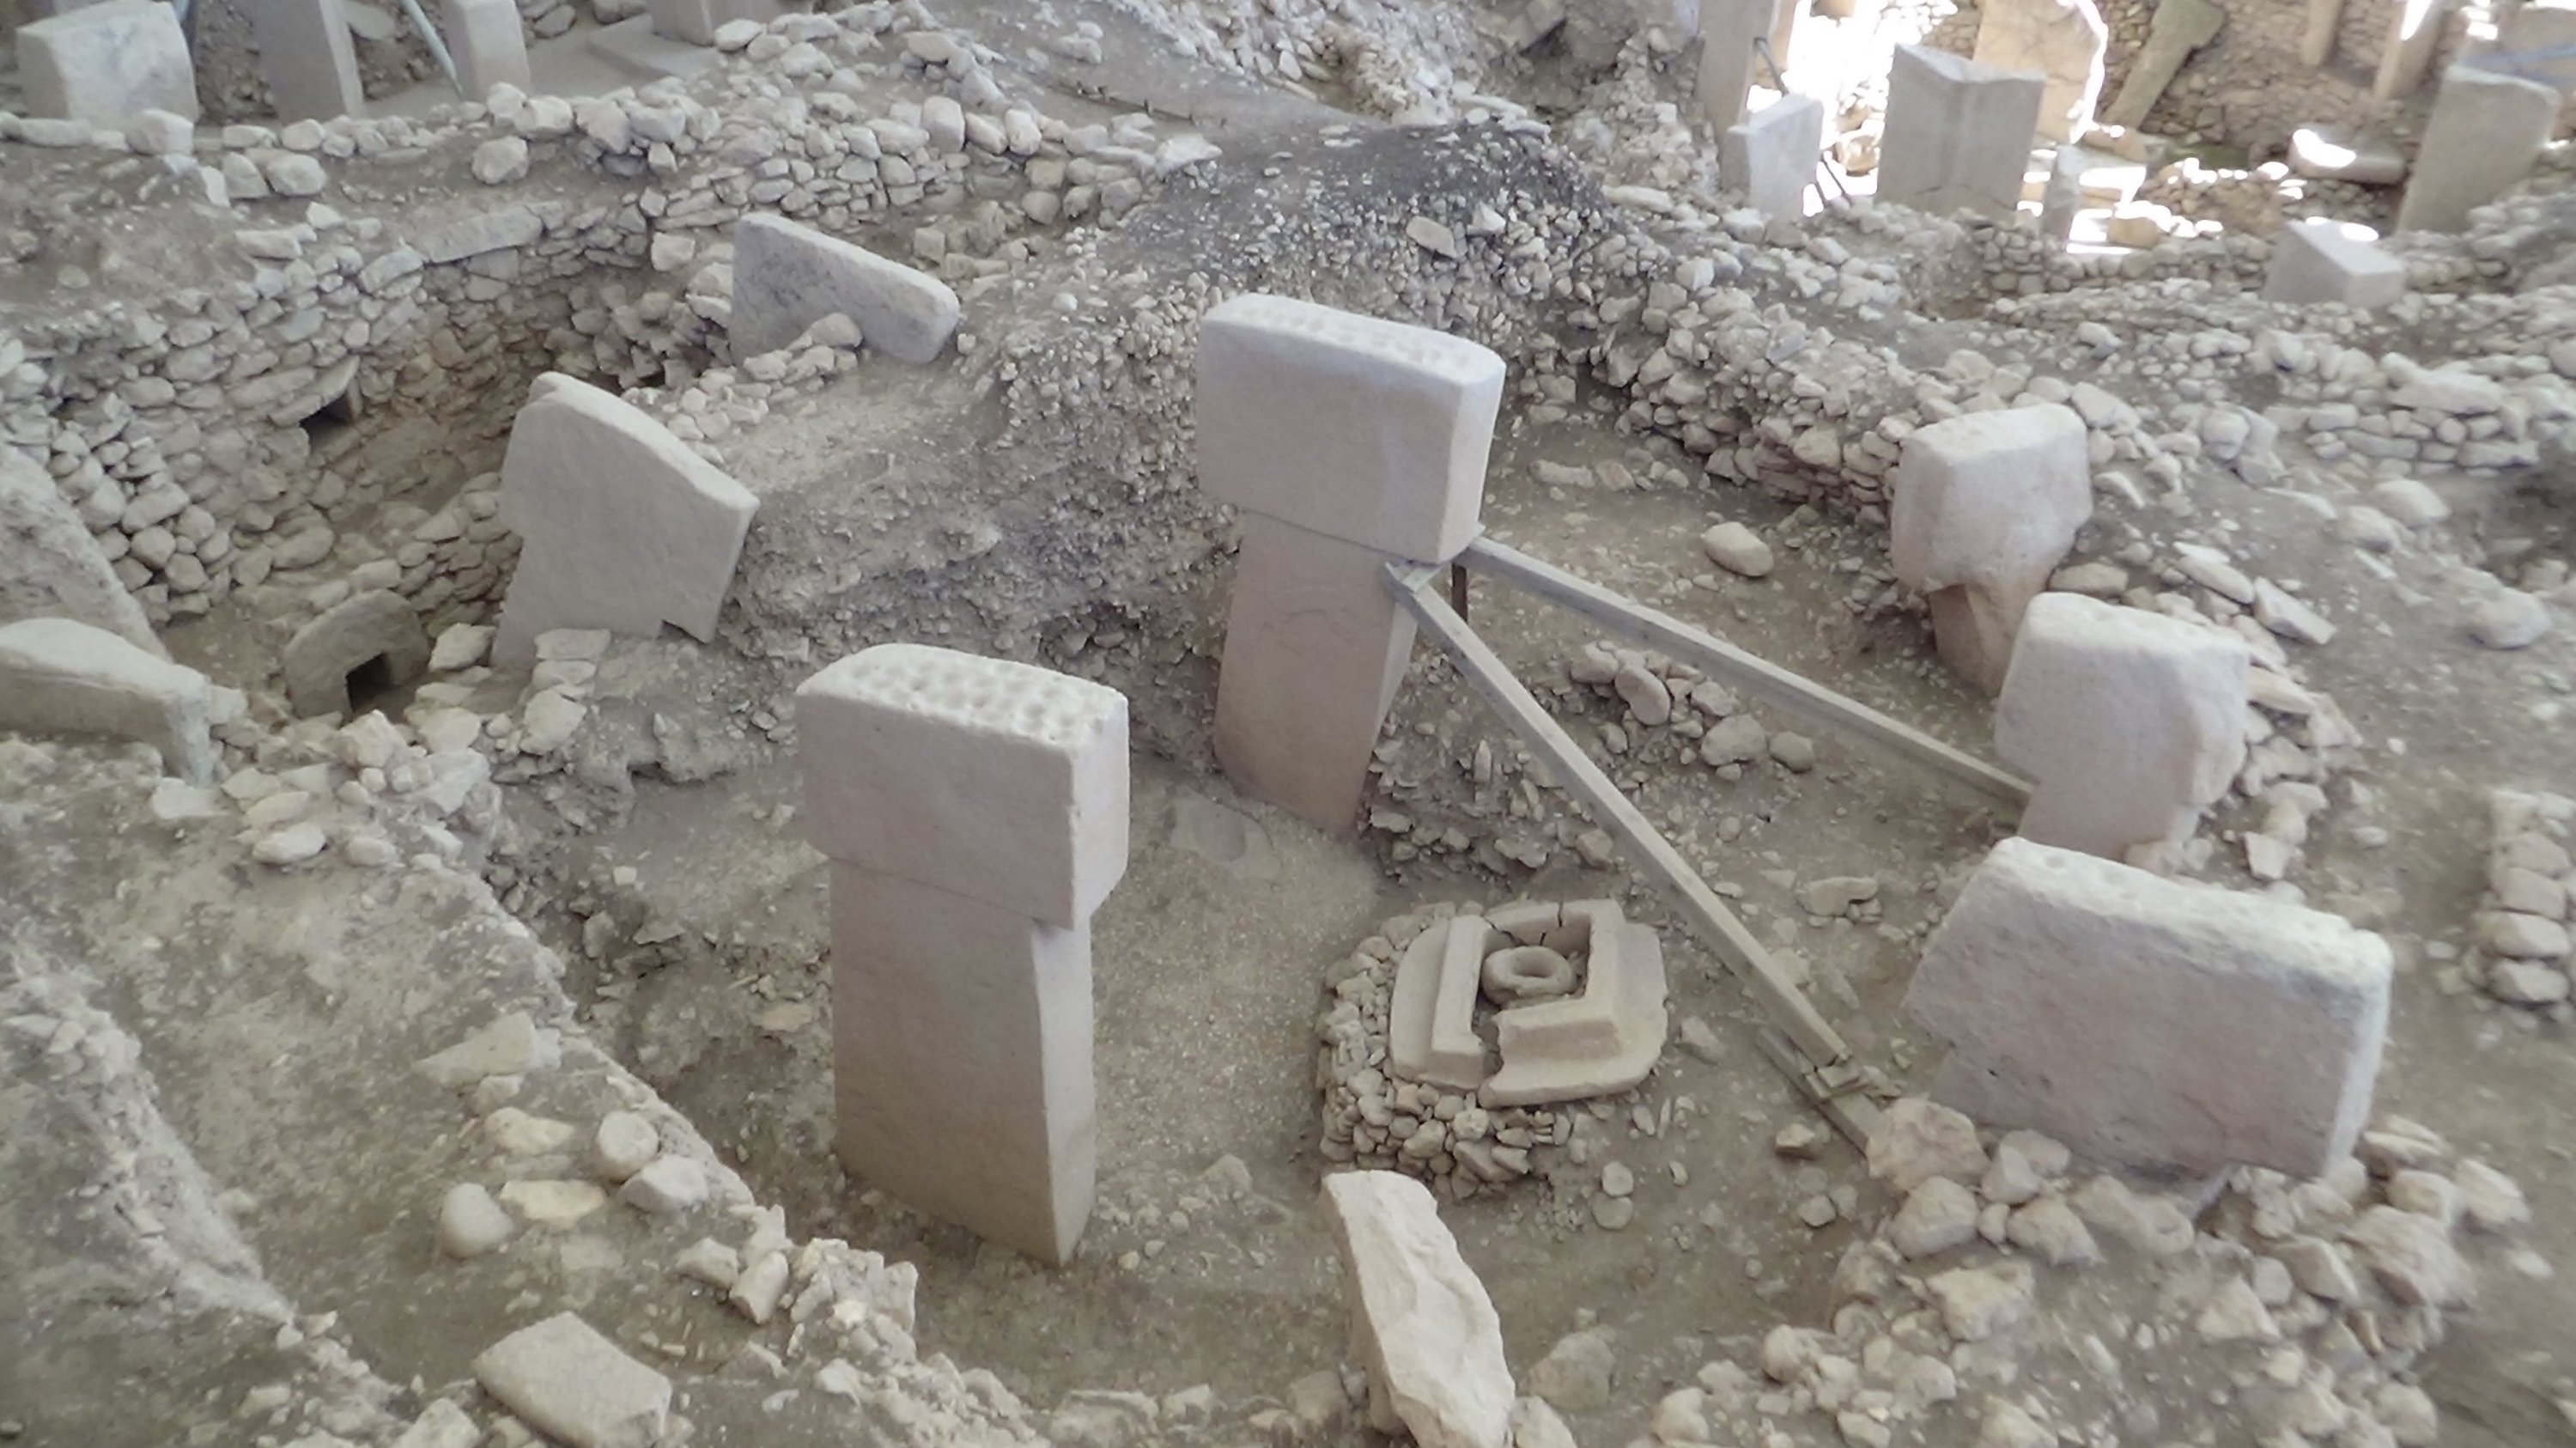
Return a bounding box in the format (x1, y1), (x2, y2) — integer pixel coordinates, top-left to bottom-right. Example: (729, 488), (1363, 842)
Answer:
(1994, 593), (2250, 856)
(2396, 64), (2561, 234)
(796, 644), (1129, 1264)
(1889, 404), (2093, 692)
(1197, 294), (1505, 830)
(1876, 44), (2047, 219)
(492, 373), (760, 667)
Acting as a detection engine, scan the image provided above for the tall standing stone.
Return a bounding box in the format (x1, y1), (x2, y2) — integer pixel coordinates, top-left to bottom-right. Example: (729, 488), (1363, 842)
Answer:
(2374, 0), (2458, 100)
(1889, 404), (2093, 691)
(2100, 0), (2224, 129)
(1722, 92), (1824, 216)
(442, 0), (532, 98)
(252, 0), (366, 120)
(798, 644), (1129, 1264)
(1198, 294), (1504, 830)
(1698, 0), (1783, 131)
(1876, 45), (2047, 219)
(2397, 64), (2561, 234)
(1971, 0), (2109, 143)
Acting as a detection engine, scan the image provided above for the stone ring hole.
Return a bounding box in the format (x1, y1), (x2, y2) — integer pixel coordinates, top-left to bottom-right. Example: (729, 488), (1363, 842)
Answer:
(1479, 945), (1579, 1004)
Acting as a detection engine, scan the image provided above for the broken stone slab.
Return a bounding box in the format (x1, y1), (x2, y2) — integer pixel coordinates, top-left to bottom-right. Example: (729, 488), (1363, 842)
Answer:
(1905, 837), (2393, 1177)
(1321, 1171), (1514, 1448)
(2264, 220), (2409, 309)
(1995, 593), (2250, 856)
(1198, 293), (1505, 565)
(1483, 902), (1669, 1107)
(18, 0), (197, 127)
(283, 588), (430, 719)
(0, 618), (212, 782)
(1877, 44), (2048, 219)
(794, 642), (1130, 928)
(0, 451), (159, 654)
(1971, 0), (2108, 143)
(731, 212), (960, 362)
(492, 373), (760, 667)
(1389, 916), (1497, 1091)
(1890, 404), (2093, 692)
(2101, 0), (2224, 128)
(472, 1312), (672, 1448)
(2397, 64), (2561, 234)
(251, 0), (365, 120)
(2287, 125), (2406, 186)
(1722, 93), (1823, 218)
(443, 0), (532, 100)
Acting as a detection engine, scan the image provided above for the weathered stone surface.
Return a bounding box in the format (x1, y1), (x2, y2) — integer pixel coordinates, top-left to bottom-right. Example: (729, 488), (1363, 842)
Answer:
(1878, 44), (2047, 219)
(732, 212), (959, 362)
(0, 451), (158, 654)
(471, 1312), (672, 1448)
(0, 617), (211, 782)
(1722, 93), (1824, 218)
(18, 0), (197, 126)
(251, 0), (364, 121)
(283, 589), (430, 719)
(1971, 0), (2108, 142)
(2264, 220), (2409, 308)
(2397, 65), (2561, 234)
(1906, 838), (2392, 1177)
(2101, 0), (2224, 128)
(1323, 1171), (1512, 1448)
(493, 374), (759, 666)
(1996, 593), (2250, 856)
(443, 0), (532, 98)
(1891, 405), (2093, 691)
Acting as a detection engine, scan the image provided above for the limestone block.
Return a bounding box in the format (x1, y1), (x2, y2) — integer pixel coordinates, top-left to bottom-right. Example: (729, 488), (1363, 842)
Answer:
(2375, 0), (2459, 100)
(1483, 903), (1668, 1107)
(647, 0), (781, 46)
(2397, 65), (2561, 234)
(18, 0), (197, 127)
(1389, 917), (1499, 1090)
(443, 0), (532, 98)
(251, 0), (364, 121)
(1877, 45), (2047, 219)
(796, 643), (1129, 927)
(472, 1312), (671, 1448)
(1196, 293), (1504, 563)
(1213, 514), (1415, 830)
(1321, 1171), (1514, 1448)
(2263, 220), (2409, 309)
(1697, 0), (1781, 131)
(2100, 0), (2223, 128)
(0, 451), (158, 654)
(1971, 0), (2108, 143)
(1890, 405), (2093, 691)
(0, 618), (211, 782)
(283, 588), (429, 719)
(731, 212), (959, 362)
(1905, 837), (2391, 1177)
(2287, 125), (2407, 186)
(2300, 0), (2346, 66)
(1995, 593), (2249, 856)
(1722, 93), (1823, 217)
(493, 374), (760, 666)
(831, 868), (1097, 1263)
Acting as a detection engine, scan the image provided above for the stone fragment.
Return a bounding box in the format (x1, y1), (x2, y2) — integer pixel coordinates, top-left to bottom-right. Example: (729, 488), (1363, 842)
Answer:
(647, 0), (780, 46)
(732, 213), (959, 362)
(439, 1183), (515, 1257)
(418, 1012), (561, 1088)
(2397, 65), (2561, 234)
(1867, 1097), (1989, 1192)
(619, 1157), (708, 1214)
(1891, 405), (2093, 691)
(1906, 838), (2392, 1177)
(283, 590), (429, 719)
(0, 618), (212, 782)
(2343, 1205), (2473, 1307)
(2287, 125), (2405, 184)
(1721, 94), (1824, 219)
(1877, 45), (2047, 219)
(593, 1111), (659, 1182)
(493, 374), (759, 666)
(1971, 0), (2109, 142)
(444, 0), (532, 97)
(2005, 1196), (2101, 1265)
(252, 0), (364, 120)
(1925, 1262), (2034, 1341)
(497, 1180), (608, 1226)
(2468, 591), (2551, 650)
(1700, 520), (1776, 577)
(1528, 1328), (1614, 1414)
(1995, 593), (2250, 855)
(18, 0), (198, 126)
(1321, 1171), (1513, 1448)
(472, 1313), (672, 1448)
(1890, 1177), (1981, 1258)
(2263, 220), (2408, 309)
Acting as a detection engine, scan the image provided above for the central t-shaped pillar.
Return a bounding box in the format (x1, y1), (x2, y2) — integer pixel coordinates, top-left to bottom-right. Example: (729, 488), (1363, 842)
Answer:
(1195, 295), (1505, 830)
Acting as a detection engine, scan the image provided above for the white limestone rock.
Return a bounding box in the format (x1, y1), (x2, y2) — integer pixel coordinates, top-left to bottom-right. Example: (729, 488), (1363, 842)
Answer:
(0, 618), (213, 782)
(472, 1312), (672, 1448)
(732, 212), (961, 362)
(439, 1183), (516, 1258)
(1699, 520), (1776, 578)
(1322, 1171), (1513, 1448)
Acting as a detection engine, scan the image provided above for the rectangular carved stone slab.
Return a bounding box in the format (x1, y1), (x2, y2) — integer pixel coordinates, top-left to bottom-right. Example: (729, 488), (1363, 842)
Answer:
(731, 212), (961, 362)
(1905, 837), (2391, 1177)
(798, 643), (1130, 927)
(18, 0), (197, 126)
(2263, 219), (2409, 309)
(2397, 64), (2561, 234)
(1196, 293), (1504, 563)
(1878, 44), (2047, 219)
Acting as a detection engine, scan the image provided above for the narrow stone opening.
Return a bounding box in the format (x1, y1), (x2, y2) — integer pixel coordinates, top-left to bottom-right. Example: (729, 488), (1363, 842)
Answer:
(343, 653), (397, 715)
(301, 390), (360, 448)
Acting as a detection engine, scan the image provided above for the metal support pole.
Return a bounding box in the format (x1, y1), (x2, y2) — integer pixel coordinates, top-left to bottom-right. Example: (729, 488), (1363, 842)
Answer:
(395, 0), (467, 98)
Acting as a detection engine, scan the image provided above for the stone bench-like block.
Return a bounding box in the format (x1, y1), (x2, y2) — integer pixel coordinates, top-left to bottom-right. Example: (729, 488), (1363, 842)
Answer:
(252, 0), (364, 121)
(1197, 294), (1504, 563)
(796, 644), (1129, 928)
(2263, 220), (2409, 309)
(1389, 917), (1499, 1091)
(494, 373), (760, 667)
(1996, 593), (2249, 856)
(284, 588), (431, 719)
(732, 213), (960, 362)
(0, 617), (212, 782)
(1891, 404), (2093, 691)
(1322, 1171), (1514, 1448)
(19, 0), (197, 126)
(1722, 93), (1824, 217)
(2397, 64), (2561, 234)
(1878, 44), (2047, 219)
(832, 868), (1098, 1263)
(443, 0), (532, 98)
(1905, 837), (2391, 1177)
(1484, 902), (1668, 1107)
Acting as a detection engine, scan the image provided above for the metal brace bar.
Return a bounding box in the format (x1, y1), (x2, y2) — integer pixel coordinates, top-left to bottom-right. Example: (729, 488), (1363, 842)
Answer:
(395, 0), (468, 98)
(1384, 561), (1851, 1070)
(1457, 538), (2032, 811)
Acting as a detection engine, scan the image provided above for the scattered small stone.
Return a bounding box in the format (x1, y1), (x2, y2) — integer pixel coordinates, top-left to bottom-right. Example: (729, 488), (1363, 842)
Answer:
(438, 1183), (515, 1258)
